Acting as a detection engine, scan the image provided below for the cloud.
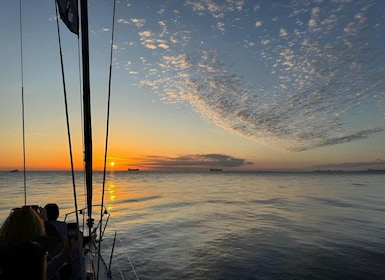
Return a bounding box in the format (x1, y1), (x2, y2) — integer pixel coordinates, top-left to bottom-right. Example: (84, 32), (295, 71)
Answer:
(158, 43), (169, 49)
(185, 0), (245, 16)
(315, 158), (385, 171)
(130, 18), (146, 28)
(127, 1), (385, 152)
(117, 18), (129, 24)
(145, 44), (157, 49)
(129, 153), (252, 170)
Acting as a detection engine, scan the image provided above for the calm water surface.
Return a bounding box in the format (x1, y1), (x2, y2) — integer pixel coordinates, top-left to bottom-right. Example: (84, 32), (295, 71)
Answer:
(0, 171), (384, 279)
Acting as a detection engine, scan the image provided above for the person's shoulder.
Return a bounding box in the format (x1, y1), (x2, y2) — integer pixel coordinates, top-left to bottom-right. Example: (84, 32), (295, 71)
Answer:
(54, 221), (67, 235)
(55, 221), (67, 228)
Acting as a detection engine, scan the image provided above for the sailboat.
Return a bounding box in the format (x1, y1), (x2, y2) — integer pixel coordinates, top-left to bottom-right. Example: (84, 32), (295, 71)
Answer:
(13, 0), (124, 278)
(55, 0), (117, 279)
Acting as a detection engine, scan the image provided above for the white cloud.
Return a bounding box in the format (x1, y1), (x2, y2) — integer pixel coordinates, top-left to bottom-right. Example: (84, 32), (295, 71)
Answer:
(255, 21), (262, 27)
(131, 0), (385, 152)
(130, 18), (146, 28)
(117, 18), (129, 24)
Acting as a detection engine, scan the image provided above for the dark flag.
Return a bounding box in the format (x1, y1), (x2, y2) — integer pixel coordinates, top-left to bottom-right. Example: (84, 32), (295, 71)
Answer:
(56, 0), (79, 35)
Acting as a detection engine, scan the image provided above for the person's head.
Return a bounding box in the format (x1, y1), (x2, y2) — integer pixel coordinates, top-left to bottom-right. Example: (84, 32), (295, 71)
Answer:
(0, 240), (47, 280)
(44, 203), (59, 221)
(0, 206), (45, 250)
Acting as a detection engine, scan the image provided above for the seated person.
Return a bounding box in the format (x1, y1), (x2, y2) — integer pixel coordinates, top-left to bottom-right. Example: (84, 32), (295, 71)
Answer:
(0, 206), (45, 250)
(0, 239), (47, 280)
(44, 203), (67, 240)
(0, 206), (85, 280)
(44, 203), (67, 257)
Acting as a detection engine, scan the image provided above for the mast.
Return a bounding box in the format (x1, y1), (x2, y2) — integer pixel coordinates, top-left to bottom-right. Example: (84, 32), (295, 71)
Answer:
(80, 0), (93, 232)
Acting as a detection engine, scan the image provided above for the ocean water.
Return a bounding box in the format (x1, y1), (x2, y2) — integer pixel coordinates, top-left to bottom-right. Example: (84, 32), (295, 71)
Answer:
(0, 171), (384, 280)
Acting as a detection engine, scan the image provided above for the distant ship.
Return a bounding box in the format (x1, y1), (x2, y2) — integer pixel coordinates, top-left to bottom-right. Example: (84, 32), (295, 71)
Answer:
(209, 168), (223, 172)
(10, 169), (19, 172)
(128, 168), (140, 171)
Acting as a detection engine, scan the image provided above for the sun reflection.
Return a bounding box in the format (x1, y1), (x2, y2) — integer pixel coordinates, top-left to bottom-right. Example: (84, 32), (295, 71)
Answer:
(109, 182), (116, 202)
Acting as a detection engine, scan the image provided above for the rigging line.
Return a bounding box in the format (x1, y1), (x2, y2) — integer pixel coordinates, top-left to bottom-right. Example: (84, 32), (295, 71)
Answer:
(19, 0), (27, 205)
(98, 0), (117, 277)
(107, 219), (140, 280)
(73, 23), (88, 230)
(54, 2), (80, 226)
(77, 22), (87, 230)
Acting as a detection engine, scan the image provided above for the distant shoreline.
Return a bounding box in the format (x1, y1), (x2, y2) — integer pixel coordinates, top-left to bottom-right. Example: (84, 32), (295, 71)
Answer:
(2, 169), (385, 174)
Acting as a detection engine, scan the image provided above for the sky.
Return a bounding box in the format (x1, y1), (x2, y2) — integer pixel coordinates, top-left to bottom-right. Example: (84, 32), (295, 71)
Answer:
(0, 0), (385, 171)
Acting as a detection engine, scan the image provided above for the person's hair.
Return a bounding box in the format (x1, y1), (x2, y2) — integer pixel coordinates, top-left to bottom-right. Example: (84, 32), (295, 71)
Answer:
(0, 240), (47, 280)
(0, 206), (45, 250)
(44, 203), (59, 221)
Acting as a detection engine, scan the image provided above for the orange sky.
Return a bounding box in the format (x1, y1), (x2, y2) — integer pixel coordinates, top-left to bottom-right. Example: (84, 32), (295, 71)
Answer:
(1, 1), (385, 172)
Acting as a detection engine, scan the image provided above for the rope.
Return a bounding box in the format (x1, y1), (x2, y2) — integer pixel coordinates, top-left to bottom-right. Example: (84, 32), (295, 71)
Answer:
(54, 2), (80, 226)
(77, 18), (87, 232)
(18, 0), (27, 205)
(101, 0), (117, 218)
(118, 237), (140, 280)
(102, 219), (140, 280)
(99, 0), (117, 277)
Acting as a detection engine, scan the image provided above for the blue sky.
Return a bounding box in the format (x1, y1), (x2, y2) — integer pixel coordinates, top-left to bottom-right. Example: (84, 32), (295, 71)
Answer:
(0, 0), (385, 171)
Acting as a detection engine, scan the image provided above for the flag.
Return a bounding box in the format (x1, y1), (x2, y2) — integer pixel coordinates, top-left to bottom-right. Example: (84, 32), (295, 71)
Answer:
(56, 0), (79, 35)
